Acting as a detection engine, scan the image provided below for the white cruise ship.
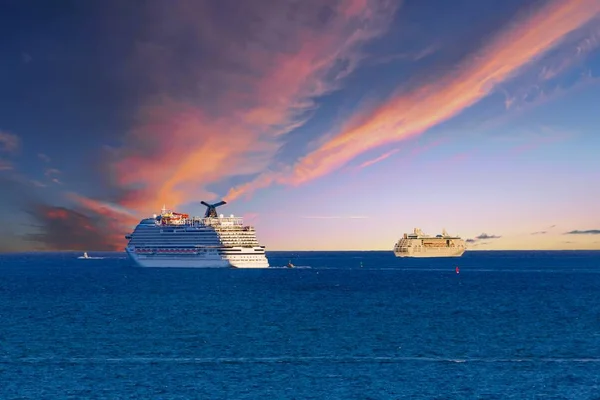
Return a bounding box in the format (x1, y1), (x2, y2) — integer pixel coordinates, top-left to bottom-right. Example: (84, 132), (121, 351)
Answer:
(124, 201), (269, 268)
(393, 228), (466, 258)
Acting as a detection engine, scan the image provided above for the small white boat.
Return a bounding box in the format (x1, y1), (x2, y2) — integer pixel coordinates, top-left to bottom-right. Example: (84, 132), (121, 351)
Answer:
(281, 261), (311, 269)
(77, 252), (104, 260)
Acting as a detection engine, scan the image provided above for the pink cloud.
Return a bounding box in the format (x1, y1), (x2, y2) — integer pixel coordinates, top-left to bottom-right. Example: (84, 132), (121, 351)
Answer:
(27, 204), (126, 251)
(64, 192), (140, 250)
(227, 0), (600, 199)
(109, 0), (399, 213)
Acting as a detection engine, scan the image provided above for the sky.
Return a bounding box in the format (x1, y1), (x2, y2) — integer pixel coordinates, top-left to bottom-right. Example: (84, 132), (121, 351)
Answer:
(1, 0), (599, 252)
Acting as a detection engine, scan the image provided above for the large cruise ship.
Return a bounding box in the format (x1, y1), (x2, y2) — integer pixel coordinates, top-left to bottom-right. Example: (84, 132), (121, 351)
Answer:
(124, 201), (269, 268)
(393, 228), (466, 258)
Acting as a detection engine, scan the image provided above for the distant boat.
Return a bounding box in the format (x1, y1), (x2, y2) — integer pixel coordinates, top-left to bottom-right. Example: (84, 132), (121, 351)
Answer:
(77, 252), (103, 260)
(393, 228), (466, 258)
(283, 261), (312, 269)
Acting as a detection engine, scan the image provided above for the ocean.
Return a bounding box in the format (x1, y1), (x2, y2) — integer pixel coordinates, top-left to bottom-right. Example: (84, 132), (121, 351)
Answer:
(1, 250), (599, 399)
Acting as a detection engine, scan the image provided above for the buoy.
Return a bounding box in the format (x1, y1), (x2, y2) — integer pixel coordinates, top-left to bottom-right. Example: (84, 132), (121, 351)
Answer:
(455, 266), (460, 274)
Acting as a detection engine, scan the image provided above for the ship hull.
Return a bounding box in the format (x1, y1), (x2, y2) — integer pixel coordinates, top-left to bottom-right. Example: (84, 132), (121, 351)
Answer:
(126, 248), (269, 268)
(394, 248), (465, 258)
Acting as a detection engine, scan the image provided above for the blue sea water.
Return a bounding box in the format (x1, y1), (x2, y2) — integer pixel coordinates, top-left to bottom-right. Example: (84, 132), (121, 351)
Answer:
(1, 250), (599, 399)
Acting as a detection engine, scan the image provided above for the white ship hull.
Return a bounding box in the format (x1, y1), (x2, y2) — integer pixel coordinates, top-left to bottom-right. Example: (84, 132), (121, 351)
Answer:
(126, 248), (269, 268)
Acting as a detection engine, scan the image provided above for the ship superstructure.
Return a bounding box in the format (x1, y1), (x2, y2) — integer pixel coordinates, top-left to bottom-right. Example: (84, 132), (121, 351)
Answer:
(125, 201), (269, 268)
(393, 228), (466, 258)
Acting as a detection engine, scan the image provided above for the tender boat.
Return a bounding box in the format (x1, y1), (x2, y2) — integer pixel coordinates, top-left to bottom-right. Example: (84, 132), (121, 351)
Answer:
(77, 252), (104, 260)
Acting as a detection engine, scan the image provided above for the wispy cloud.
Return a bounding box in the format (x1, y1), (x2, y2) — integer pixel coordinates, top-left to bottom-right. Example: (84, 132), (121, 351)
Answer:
(538, 23), (600, 81)
(531, 224), (557, 235)
(22, 193), (141, 251)
(0, 160), (13, 171)
(38, 153), (51, 163)
(0, 169), (134, 251)
(0, 130), (19, 153)
(369, 43), (440, 66)
(108, 0), (400, 213)
(300, 216), (368, 219)
(42, 168), (62, 185)
(565, 229), (600, 235)
(227, 0), (600, 199)
(0, 131), (19, 173)
(30, 180), (47, 188)
(475, 233), (502, 240)
(357, 149), (399, 169)
(24, 205), (125, 251)
(67, 192), (135, 218)
(44, 168), (60, 177)
(465, 233), (502, 246)
(500, 21), (600, 112)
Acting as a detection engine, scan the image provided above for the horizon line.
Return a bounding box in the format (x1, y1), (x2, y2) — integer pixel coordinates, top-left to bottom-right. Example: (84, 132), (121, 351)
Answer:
(2, 249), (600, 254)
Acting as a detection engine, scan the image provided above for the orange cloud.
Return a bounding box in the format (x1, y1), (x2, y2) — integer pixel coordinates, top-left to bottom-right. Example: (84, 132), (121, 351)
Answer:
(46, 208), (69, 219)
(67, 192), (135, 219)
(61, 193), (141, 250)
(227, 0), (600, 199)
(110, 0), (398, 214)
(28, 204), (125, 251)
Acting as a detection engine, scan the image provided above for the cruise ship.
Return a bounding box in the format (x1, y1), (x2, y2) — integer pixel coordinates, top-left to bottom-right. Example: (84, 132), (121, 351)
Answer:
(124, 201), (269, 268)
(393, 228), (466, 258)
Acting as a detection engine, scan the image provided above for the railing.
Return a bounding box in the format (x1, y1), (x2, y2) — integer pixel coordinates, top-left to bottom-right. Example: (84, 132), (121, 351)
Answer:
(158, 216), (246, 227)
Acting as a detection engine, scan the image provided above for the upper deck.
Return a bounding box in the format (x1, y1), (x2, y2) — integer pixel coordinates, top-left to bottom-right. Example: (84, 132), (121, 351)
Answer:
(403, 227), (462, 240)
(142, 200), (254, 231)
(159, 215), (253, 230)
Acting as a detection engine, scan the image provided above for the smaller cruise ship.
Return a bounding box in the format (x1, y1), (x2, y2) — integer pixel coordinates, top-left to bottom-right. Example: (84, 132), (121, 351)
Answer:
(394, 228), (466, 258)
